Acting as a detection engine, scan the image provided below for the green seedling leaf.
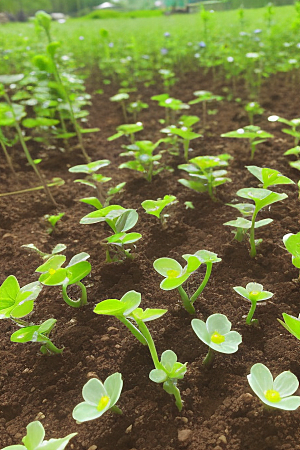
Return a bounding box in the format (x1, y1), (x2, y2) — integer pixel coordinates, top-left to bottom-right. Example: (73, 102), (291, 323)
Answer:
(80, 197), (103, 210)
(69, 160), (110, 174)
(246, 165), (294, 189)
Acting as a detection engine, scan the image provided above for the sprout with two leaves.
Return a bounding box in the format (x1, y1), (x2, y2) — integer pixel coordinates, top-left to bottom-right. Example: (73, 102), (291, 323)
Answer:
(69, 159), (125, 208)
(246, 165), (294, 189)
(44, 212), (65, 234)
(127, 100), (149, 122)
(110, 92), (129, 122)
(151, 94), (190, 125)
(0, 275), (42, 326)
(73, 373), (123, 422)
(94, 291), (187, 410)
(278, 311), (300, 342)
(191, 313), (242, 368)
(221, 126), (273, 160)
(161, 115), (202, 160)
(108, 122), (143, 145)
(244, 102), (264, 125)
(119, 140), (164, 182)
(2, 420), (76, 450)
(189, 90), (223, 128)
(248, 363), (300, 410)
(35, 253), (91, 307)
(154, 250), (221, 314)
(22, 243), (67, 260)
(233, 282), (273, 325)
(80, 205), (142, 262)
(178, 154), (231, 201)
(283, 232), (300, 277)
(142, 195), (177, 229)
(224, 187), (288, 257)
(11, 318), (63, 355)
(268, 115), (300, 147)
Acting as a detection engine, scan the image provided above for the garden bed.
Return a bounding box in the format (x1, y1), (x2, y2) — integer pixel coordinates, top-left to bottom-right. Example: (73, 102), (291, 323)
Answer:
(1, 69), (300, 450)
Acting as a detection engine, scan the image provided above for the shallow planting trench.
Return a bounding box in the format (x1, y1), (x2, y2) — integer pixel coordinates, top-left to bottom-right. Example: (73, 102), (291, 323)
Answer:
(1, 69), (300, 450)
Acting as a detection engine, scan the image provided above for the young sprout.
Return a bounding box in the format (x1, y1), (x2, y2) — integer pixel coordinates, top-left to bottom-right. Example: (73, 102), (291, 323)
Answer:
(2, 420), (76, 450)
(191, 313), (242, 368)
(36, 253), (91, 307)
(246, 165), (294, 189)
(268, 115), (300, 147)
(158, 69), (176, 92)
(44, 212), (65, 234)
(189, 90), (223, 128)
(80, 206), (141, 262)
(154, 250), (221, 314)
(73, 373), (123, 422)
(224, 187), (287, 257)
(151, 94), (189, 125)
(185, 201), (195, 209)
(22, 243), (67, 260)
(283, 232), (300, 276)
(247, 363), (300, 410)
(127, 100), (149, 122)
(233, 282), (273, 325)
(141, 195), (177, 229)
(178, 154), (231, 201)
(119, 140), (164, 182)
(108, 122), (143, 145)
(94, 291), (186, 410)
(10, 318), (63, 355)
(0, 276), (42, 326)
(110, 92), (129, 122)
(221, 126), (273, 160)
(244, 102), (264, 125)
(161, 120), (202, 160)
(278, 312), (300, 340)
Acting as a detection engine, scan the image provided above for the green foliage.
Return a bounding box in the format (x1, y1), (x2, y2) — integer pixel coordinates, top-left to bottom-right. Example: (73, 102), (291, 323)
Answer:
(44, 212), (65, 234)
(244, 102), (264, 125)
(233, 282), (273, 324)
(283, 232), (300, 270)
(221, 126), (273, 160)
(246, 165), (294, 189)
(278, 312), (300, 341)
(21, 243), (67, 260)
(142, 194), (177, 228)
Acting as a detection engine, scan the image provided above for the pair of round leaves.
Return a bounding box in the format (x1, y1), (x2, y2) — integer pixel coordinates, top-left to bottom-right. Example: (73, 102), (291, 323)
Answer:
(149, 350), (187, 384)
(248, 363), (300, 410)
(192, 313), (242, 354)
(0, 276), (42, 319)
(233, 282), (273, 303)
(73, 373), (123, 422)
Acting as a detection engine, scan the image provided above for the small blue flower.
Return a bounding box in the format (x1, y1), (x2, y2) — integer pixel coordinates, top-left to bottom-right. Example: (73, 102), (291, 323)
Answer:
(108, 42), (114, 48)
(254, 29), (262, 34)
(164, 32), (170, 38)
(199, 41), (206, 48)
(79, 36), (84, 41)
(161, 48), (168, 55)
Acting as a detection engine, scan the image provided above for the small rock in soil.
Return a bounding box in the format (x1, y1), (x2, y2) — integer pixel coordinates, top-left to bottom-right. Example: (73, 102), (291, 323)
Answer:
(178, 429), (192, 442)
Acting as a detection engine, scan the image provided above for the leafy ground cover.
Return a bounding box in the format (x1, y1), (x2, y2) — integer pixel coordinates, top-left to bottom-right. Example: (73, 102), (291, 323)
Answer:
(1, 64), (300, 450)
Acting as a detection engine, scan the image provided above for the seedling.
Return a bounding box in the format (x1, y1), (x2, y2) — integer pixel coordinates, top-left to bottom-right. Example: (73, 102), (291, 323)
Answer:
(10, 318), (63, 355)
(283, 232), (300, 276)
(247, 363), (300, 410)
(110, 92), (129, 122)
(0, 276), (42, 326)
(73, 373), (123, 422)
(191, 313), (242, 368)
(221, 126), (273, 160)
(36, 253), (91, 307)
(119, 140), (164, 182)
(127, 100), (149, 122)
(246, 165), (294, 189)
(233, 282), (273, 325)
(151, 94), (189, 125)
(44, 212), (65, 234)
(141, 195), (177, 229)
(80, 206), (141, 262)
(161, 117), (202, 160)
(268, 115), (300, 147)
(189, 90), (223, 128)
(224, 188), (287, 257)
(244, 102), (264, 125)
(178, 154), (231, 201)
(108, 122), (143, 144)
(69, 159), (125, 207)
(158, 69), (176, 92)
(278, 312), (300, 341)
(153, 250), (221, 314)
(2, 420), (76, 450)
(22, 243), (67, 260)
(94, 291), (186, 410)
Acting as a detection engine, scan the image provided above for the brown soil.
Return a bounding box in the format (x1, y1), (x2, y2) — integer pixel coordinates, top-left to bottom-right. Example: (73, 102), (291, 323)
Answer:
(1, 69), (300, 450)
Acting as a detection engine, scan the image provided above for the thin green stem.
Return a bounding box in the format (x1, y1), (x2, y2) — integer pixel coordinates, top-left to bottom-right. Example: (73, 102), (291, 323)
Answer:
(250, 141), (256, 160)
(62, 281), (87, 308)
(183, 139), (189, 160)
(42, 337), (63, 355)
(203, 347), (215, 368)
(246, 301), (257, 325)
(190, 263), (212, 304)
(0, 137), (16, 177)
(177, 285), (195, 314)
(118, 316), (147, 346)
(137, 320), (164, 370)
(121, 102), (128, 123)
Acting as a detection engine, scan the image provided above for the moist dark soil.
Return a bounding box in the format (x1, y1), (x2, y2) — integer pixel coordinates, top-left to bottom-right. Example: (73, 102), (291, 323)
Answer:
(1, 69), (300, 450)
